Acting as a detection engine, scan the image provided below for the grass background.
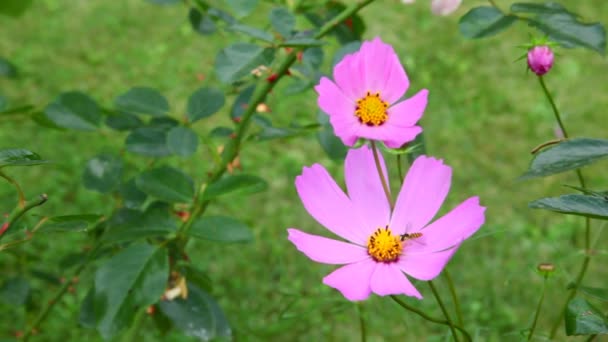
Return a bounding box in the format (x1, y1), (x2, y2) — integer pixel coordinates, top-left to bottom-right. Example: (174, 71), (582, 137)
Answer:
(1, 0), (607, 340)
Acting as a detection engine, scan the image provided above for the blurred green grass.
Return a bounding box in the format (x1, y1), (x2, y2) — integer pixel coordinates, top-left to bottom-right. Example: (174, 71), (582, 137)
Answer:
(1, 0), (608, 340)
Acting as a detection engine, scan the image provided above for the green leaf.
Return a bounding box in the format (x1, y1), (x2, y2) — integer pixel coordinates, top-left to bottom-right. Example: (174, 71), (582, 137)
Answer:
(529, 194), (608, 220)
(40, 215), (103, 232)
(0, 57), (17, 78)
(136, 166), (194, 203)
(0, 277), (30, 306)
(458, 6), (517, 39)
(0, 0), (33, 17)
(119, 179), (148, 209)
(82, 154), (123, 193)
(189, 216), (253, 243)
(281, 37), (324, 47)
(226, 0), (258, 18)
(230, 85), (255, 120)
(303, 47), (324, 69)
(215, 43), (274, 84)
(0, 149), (49, 168)
(94, 243), (168, 339)
(105, 111), (143, 131)
(159, 284), (231, 340)
(510, 2), (569, 15)
(125, 127), (171, 157)
(44, 91), (101, 131)
(270, 7), (295, 37)
(167, 126), (198, 157)
(102, 205), (177, 244)
(189, 8), (216, 35)
(229, 24), (274, 43)
(317, 125), (346, 161)
(522, 138), (608, 179)
(203, 174), (267, 200)
(187, 87), (225, 122)
(115, 87), (169, 116)
(331, 41), (361, 66)
(575, 285), (608, 303)
(565, 297), (608, 335)
(79, 287), (96, 329)
(178, 264), (212, 292)
(528, 13), (606, 55)
(407, 132), (427, 164)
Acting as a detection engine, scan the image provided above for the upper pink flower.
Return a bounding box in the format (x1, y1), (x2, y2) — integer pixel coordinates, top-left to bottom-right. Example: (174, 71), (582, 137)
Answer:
(401, 0), (462, 16)
(527, 45), (554, 76)
(287, 146), (485, 301)
(315, 37), (429, 148)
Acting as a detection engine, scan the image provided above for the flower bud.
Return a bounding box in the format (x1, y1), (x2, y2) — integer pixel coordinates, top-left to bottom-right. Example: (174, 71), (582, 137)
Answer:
(537, 263), (555, 277)
(527, 46), (554, 76)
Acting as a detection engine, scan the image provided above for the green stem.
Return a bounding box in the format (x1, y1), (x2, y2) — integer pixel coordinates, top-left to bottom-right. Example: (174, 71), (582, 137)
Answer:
(396, 154), (404, 183)
(370, 141), (393, 209)
(0, 194), (47, 243)
(23, 245), (100, 341)
(527, 275), (548, 341)
(539, 75), (593, 339)
(175, 0), (378, 244)
(390, 295), (471, 341)
(429, 281), (460, 342)
(443, 269), (464, 327)
(357, 303), (367, 342)
(0, 170), (26, 208)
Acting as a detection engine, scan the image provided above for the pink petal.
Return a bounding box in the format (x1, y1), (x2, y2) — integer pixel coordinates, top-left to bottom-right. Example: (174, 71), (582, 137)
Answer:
(414, 197), (486, 252)
(387, 89), (428, 128)
(390, 156), (452, 234)
(287, 229), (370, 264)
(398, 245), (459, 280)
(369, 263), (422, 299)
(323, 260), (376, 301)
(296, 164), (367, 244)
(353, 123), (422, 149)
(329, 113), (360, 147)
(333, 53), (365, 101)
(344, 146), (391, 236)
(358, 37), (409, 104)
(315, 77), (356, 122)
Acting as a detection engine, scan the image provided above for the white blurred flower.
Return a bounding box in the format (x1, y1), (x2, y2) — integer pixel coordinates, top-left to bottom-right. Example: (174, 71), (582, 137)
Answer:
(430, 0), (462, 15)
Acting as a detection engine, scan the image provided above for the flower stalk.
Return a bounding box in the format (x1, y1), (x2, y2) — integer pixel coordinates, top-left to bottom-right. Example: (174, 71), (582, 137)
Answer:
(0, 194), (48, 243)
(527, 273), (549, 341)
(429, 280), (460, 342)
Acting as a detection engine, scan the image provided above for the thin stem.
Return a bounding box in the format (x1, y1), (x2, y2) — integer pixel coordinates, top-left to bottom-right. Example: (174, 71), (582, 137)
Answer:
(390, 296), (471, 341)
(0, 194), (47, 242)
(527, 275), (548, 341)
(428, 281), (460, 342)
(23, 246), (100, 341)
(538, 75), (593, 339)
(443, 270), (464, 326)
(396, 154), (404, 184)
(370, 141), (393, 209)
(0, 170), (26, 208)
(357, 303), (367, 342)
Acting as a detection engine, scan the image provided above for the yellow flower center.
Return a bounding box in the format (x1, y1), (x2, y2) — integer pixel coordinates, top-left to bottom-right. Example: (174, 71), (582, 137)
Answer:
(367, 227), (403, 263)
(355, 91), (389, 126)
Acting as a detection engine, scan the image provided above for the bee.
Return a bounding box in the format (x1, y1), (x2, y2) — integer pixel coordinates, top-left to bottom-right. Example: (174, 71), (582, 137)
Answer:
(400, 232), (423, 241)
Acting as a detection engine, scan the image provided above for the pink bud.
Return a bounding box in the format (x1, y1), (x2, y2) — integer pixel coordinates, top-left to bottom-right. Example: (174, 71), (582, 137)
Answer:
(527, 46), (554, 76)
(431, 0), (462, 16)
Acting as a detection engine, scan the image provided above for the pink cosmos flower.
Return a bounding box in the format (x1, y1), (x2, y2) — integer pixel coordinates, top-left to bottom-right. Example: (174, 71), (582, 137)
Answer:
(287, 146), (485, 301)
(315, 37), (428, 148)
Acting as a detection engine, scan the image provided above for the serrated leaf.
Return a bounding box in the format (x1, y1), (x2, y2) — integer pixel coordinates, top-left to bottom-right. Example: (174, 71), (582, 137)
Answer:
(0, 57), (17, 78)
(528, 13), (606, 55)
(105, 111), (143, 131)
(115, 87), (169, 116)
(159, 284), (231, 341)
(135, 166), (194, 203)
(125, 127), (171, 157)
(565, 297), (608, 335)
(40, 215), (103, 232)
(0, 277), (30, 306)
(102, 205), (177, 244)
(82, 154), (123, 193)
(302, 47), (324, 69)
(0, 149), (49, 168)
(94, 243), (168, 339)
(529, 194), (608, 220)
(215, 43), (275, 84)
(187, 87), (225, 122)
(44, 91), (101, 131)
(189, 216), (253, 243)
(229, 24), (274, 43)
(226, 0), (258, 18)
(189, 8), (216, 35)
(203, 174), (267, 200)
(522, 138), (608, 179)
(119, 179), (148, 209)
(269, 7), (295, 37)
(459, 6), (517, 39)
(167, 126), (198, 157)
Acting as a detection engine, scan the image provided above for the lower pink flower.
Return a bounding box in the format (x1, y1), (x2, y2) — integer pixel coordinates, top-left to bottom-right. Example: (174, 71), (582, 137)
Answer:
(287, 146), (485, 301)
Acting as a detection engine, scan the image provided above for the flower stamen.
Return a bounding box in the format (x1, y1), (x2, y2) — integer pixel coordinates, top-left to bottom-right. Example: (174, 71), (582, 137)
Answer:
(367, 226), (403, 262)
(355, 91), (389, 126)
